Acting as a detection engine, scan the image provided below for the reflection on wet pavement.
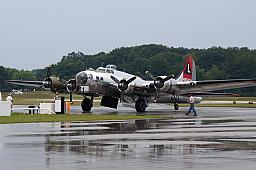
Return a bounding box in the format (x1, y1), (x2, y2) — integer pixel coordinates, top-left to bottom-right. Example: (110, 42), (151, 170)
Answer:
(1, 107), (256, 169)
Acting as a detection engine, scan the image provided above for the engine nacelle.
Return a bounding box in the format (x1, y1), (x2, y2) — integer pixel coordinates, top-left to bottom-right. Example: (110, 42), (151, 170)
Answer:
(158, 78), (177, 93)
(43, 76), (66, 93)
(159, 80), (171, 92)
(123, 83), (134, 95)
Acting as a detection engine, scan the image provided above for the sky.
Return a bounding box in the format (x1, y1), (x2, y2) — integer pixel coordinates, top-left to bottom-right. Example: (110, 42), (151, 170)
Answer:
(1, 0), (256, 70)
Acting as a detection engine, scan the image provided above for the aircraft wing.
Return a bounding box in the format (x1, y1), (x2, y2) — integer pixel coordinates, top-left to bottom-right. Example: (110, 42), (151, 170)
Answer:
(180, 92), (239, 97)
(6, 80), (44, 88)
(179, 79), (256, 93)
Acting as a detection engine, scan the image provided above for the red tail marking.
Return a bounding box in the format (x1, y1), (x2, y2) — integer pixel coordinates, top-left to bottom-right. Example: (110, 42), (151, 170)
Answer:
(183, 56), (193, 81)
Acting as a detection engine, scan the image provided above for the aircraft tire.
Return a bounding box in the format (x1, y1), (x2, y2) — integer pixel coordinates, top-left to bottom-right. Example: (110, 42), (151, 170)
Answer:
(135, 99), (147, 113)
(81, 97), (93, 112)
(174, 103), (179, 110)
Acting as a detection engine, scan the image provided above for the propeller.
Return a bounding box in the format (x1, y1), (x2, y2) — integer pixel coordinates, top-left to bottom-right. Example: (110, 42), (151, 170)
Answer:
(43, 66), (53, 89)
(154, 75), (174, 88)
(110, 75), (136, 101)
(66, 79), (76, 102)
(42, 65), (67, 94)
(43, 66), (77, 102)
(111, 76), (136, 91)
(145, 71), (174, 102)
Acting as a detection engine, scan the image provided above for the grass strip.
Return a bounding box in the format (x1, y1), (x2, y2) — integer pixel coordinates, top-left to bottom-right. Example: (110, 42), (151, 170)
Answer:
(203, 97), (256, 101)
(179, 103), (256, 108)
(197, 104), (256, 108)
(0, 113), (166, 124)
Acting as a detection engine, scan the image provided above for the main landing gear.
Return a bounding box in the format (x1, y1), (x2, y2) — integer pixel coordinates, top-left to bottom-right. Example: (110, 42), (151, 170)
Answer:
(174, 103), (179, 110)
(135, 99), (147, 113)
(81, 96), (93, 112)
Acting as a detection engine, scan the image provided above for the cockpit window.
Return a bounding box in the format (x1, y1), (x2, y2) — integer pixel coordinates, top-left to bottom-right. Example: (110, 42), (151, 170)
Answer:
(106, 69), (114, 74)
(96, 68), (106, 73)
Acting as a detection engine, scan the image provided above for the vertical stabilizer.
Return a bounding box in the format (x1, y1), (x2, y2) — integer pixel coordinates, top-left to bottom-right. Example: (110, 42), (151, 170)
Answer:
(176, 55), (196, 82)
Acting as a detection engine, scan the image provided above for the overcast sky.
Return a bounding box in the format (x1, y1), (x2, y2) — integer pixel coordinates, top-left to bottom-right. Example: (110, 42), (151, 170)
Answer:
(1, 0), (256, 70)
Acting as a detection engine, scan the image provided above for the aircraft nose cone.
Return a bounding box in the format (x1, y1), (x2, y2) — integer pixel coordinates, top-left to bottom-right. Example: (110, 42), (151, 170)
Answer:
(76, 71), (88, 86)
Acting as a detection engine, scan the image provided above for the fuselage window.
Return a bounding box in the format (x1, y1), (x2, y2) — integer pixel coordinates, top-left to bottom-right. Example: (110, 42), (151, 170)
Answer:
(96, 76), (99, 80)
(100, 77), (103, 81)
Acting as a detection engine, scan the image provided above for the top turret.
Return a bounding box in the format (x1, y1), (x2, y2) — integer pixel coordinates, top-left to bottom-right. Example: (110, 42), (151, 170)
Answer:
(106, 65), (117, 70)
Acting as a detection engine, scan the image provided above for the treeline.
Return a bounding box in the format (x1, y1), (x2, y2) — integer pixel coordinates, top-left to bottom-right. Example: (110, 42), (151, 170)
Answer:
(0, 67), (36, 91)
(1, 44), (256, 95)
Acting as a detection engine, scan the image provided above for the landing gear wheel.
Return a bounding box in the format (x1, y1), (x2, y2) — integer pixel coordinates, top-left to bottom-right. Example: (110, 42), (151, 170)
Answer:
(174, 103), (179, 110)
(135, 99), (147, 113)
(81, 97), (93, 112)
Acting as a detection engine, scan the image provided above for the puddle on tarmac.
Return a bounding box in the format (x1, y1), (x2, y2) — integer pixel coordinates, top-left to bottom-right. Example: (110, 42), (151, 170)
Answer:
(1, 110), (256, 170)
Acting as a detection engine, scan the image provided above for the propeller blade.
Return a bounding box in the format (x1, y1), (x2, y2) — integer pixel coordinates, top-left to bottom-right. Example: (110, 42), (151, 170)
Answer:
(120, 93), (124, 103)
(43, 66), (53, 89)
(110, 76), (120, 84)
(127, 76), (136, 84)
(66, 79), (76, 102)
(69, 91), (73, 103)
(163, 74), (174, 82)
(145, 71), (155, 80)
(46, 66), (51, 78)
(154, 87), (158, 102)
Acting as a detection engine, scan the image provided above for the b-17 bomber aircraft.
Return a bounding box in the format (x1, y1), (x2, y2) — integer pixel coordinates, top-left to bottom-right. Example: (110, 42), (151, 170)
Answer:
(7, 56), (256, 112)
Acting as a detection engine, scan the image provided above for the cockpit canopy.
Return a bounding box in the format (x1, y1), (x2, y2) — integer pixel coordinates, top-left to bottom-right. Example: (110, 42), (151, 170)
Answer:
(96, 64), (116, 74)
(106, 64), (117, 70)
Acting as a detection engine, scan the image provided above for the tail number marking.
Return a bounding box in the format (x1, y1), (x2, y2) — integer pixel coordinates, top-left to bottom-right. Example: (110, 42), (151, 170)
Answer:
(171, 94), (179, 101)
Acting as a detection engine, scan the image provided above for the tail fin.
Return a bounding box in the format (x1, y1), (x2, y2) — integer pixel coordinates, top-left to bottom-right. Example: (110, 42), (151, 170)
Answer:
(176, 55), (196, 82)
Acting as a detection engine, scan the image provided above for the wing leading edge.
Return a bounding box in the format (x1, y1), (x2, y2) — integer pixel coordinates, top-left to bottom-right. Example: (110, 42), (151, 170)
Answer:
(6, 80), (44, 88)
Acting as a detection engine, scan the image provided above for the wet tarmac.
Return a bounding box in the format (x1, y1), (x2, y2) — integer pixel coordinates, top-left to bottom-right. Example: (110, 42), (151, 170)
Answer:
(1, 106), (256, 169)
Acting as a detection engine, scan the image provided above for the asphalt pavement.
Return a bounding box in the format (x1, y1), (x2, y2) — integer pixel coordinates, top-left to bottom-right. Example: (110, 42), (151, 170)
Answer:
(1, 106), (256, 170)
